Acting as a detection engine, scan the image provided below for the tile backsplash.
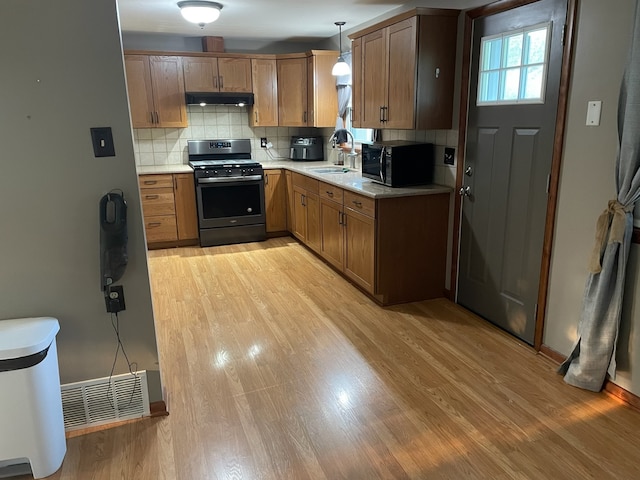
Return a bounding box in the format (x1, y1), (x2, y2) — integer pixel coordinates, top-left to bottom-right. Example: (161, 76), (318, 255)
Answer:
(132, 105), (459, 189)
(133, 105), (334, 166)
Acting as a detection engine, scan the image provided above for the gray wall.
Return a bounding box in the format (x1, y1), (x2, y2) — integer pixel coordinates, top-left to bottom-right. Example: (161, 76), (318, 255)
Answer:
(544, 0), (637, 394)
(0, 0), (161, 401)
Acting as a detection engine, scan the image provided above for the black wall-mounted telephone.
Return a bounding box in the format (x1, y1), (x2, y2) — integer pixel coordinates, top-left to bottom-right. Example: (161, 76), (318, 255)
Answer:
(100, 191), (128, 292)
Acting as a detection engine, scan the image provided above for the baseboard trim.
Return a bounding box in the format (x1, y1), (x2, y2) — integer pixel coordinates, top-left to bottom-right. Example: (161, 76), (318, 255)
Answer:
(539, 344), (565, 363)
(540, 344), (640, 412)
(150, 400), (168, 417)
(444, 288), (454, 301)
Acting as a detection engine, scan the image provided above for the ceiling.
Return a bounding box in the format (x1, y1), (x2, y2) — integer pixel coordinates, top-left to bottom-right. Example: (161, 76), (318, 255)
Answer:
(117, 0), (493, 42)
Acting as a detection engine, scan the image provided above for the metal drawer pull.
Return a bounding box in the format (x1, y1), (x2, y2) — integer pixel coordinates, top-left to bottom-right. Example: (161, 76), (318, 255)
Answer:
(326, 191), (333, 197)
(148, 222), (162, 227)
(353, 200), (363, 207)
(143, 180), (157, 185)
(145, 195), (159, 200)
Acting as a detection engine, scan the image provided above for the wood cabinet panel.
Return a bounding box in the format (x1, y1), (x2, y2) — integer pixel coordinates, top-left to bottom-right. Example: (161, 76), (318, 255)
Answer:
(361, 29), (387, 128)
(139, 174), (173, 189)
(344, 191), (375, 218)
(250, 58), (278, 127)
(292, 186), (308, 241)
(285, 170), (293, 231)
(386, 18), (417, 129)
(149, 56), (187, 128)
(124, 55), (155, 128)
(351, 37), (363, 129)
(183, 57), (218, 91)
(319, 197), (344, 270)
(277, 57), (308, 126)
(319, 181), (344, 204)
(217, 57), (252, 92)
(307, 53), (338, 128)
(173, 173), (198, 241)
(344, 209), (376, 294)
(264, 169), (287, 232)
(305, 192), (321, 253)
(292, 172), (319, 193)
(140, 188), (176, 216)
(144, 215), (178, 243)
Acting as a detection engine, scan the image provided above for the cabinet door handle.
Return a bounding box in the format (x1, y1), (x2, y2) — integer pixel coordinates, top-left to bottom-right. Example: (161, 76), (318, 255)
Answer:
(301, 194), (306, 207)
(265, 173), (269, 186)
(326, 190), (333, 197)
(154, 111), (160, 124)
(353, 200), (362, 208)
(213, 76), (218, 88)
(380, 106), (384, 123)
(342, 213), (347, 227)
(219, 76), (223, 89)
(148, 222), (162, 228)
(382, 106), (388, 123)
(174, 177), (178, 190)
(303, 111), (307, 124)
(150, 112), (154, 124)
(145, 194), (159, 200)
(255, 111), (259, 124)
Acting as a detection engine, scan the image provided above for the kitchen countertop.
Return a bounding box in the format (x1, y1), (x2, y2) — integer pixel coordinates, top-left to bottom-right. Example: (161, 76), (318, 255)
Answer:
(137, 164), (194, 174)
(137, 161), (451, 199)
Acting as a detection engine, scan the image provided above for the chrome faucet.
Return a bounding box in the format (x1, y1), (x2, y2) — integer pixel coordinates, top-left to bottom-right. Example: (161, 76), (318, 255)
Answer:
(329, 129), (357, 168)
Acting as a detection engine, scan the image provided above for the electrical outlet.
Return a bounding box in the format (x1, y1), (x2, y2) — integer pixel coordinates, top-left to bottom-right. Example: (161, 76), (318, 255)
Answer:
(105, 285), (126, 313)
(444, 147), (455, 165)
(260, 137), (268, 148)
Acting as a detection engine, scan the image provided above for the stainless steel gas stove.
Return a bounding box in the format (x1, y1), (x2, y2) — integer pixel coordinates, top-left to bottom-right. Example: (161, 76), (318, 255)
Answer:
(188, 139), (266, 247)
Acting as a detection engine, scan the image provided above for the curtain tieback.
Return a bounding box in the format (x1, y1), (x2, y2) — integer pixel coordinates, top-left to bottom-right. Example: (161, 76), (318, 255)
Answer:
(588, 199), (632, 273)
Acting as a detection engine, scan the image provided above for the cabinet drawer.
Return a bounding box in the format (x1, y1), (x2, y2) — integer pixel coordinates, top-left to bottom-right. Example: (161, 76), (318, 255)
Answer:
(319, 181), (344, 204)
(292, 172), (319, 194)
(139, 174), (173, 189)
(141, 188), (176, 216)
(344, 191), (375, 218)
(144, 215), (178, 243)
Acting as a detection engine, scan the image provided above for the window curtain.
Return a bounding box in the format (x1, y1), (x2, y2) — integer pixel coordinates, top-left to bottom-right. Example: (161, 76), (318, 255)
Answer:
(559, 1), (640, 391)
(334, 52), (352, 144)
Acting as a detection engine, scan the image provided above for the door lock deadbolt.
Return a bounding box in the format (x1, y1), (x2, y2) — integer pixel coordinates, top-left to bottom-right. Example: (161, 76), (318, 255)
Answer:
(465, 166), (473, 177)
(459, 186), (471, 197)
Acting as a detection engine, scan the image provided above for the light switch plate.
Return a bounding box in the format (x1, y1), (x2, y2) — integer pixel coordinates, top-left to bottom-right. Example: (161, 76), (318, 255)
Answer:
(586, 101), (602, 126)
(91, 127), (116, 157)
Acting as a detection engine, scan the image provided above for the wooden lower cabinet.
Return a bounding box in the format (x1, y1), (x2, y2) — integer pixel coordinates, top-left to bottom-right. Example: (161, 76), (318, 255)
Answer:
(291, 173), (321, 252)
(292, 172), (450, 304)
(139, 173), (198, 248)
(264, 169), (287, 233)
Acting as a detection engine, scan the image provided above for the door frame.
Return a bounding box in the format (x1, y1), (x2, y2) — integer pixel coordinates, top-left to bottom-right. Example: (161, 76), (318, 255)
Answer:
(451, 0), (578, 350)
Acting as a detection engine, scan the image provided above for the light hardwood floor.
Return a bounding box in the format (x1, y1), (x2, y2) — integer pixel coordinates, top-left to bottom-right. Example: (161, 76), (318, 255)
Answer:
(24, 237), (640, 479)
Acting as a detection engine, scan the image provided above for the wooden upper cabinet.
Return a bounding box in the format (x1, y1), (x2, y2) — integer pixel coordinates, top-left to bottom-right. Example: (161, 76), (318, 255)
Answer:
(183, 56), (252, 93)
(386, 18), (417, 129)
(183, 57), (218, 91)
(250, 58), (278, 127)
(351, 37), (363, 129)
(307, 52), (339, 128)
(277, 51), (338, 127)
(277, 56), (308, 127)
(361, 28), (388, 128)
(150, 56), (188, 128)
(124, 55), (187, 128)
(217, 58), (252, 92)
(125, 55), (156, 128)
(349, 10), (458, 130)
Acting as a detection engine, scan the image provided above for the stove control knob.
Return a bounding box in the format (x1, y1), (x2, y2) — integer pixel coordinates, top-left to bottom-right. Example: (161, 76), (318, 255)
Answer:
(213, 170), (218, 175)
(249, 168), (254, 173)
(227, 169), (232, 174)
(242, 169), (246, 174)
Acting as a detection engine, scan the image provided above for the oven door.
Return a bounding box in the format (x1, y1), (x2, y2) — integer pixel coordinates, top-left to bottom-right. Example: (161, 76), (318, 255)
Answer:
(196, 176), (265, 229)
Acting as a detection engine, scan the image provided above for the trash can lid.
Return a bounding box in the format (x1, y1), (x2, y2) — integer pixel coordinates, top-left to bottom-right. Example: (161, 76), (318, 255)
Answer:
(0, 317), (60, 360)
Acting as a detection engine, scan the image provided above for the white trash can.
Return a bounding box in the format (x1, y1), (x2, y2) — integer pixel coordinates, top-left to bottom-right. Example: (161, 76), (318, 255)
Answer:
(0, 317), (66, 479)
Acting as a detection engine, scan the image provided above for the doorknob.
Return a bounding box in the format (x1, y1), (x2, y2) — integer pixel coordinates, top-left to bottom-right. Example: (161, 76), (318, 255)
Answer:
(459, 186), (471, 197)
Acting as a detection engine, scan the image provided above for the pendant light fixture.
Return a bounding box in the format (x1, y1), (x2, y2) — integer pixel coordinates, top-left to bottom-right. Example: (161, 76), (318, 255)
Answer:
(177, 1), (223, 28)
(332, 21), (351, 76)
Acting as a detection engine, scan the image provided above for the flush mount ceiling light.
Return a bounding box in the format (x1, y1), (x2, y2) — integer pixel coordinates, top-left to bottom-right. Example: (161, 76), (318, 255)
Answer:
(332, 21), (351, 76)
(178, 1), (223, 28)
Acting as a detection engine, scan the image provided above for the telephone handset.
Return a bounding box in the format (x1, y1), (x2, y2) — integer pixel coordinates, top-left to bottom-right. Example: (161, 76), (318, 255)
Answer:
(100, 191), (128, 291)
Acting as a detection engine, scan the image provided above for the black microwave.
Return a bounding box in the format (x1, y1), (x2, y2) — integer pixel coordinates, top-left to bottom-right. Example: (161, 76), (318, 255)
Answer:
(361, 141), (435, 187)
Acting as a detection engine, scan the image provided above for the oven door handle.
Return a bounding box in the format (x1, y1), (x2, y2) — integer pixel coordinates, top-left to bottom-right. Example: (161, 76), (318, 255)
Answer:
(198, 175), (263, 184)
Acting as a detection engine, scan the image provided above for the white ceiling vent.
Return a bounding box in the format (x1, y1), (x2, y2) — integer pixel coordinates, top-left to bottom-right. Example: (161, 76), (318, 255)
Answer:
(61, 371), (150, 431)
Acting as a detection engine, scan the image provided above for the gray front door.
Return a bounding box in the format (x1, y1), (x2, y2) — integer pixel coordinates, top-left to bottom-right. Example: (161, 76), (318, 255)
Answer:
(458, 0), (567, 344)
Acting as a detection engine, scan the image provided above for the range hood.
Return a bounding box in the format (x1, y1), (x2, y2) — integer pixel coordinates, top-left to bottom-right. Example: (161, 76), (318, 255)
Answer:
(185, 92), (254, 106)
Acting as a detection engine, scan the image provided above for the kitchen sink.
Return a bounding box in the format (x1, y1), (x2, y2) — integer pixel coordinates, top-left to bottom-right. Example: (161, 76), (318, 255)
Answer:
(307, 167), (351, 174)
